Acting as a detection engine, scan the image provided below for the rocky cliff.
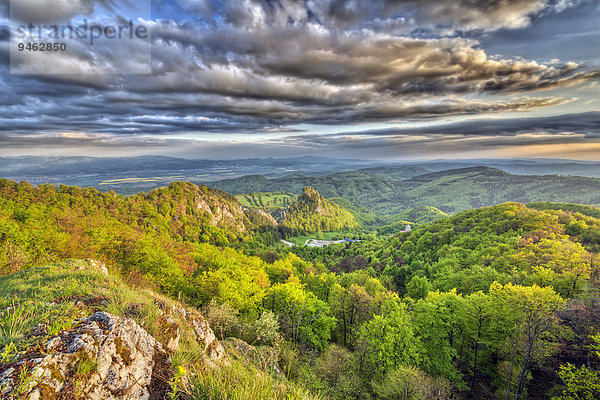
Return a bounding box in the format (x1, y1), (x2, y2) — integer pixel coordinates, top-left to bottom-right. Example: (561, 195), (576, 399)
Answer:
(0, 260), (225, 400)
(280, 186), (358, 232)
(143, 181), (252, 235)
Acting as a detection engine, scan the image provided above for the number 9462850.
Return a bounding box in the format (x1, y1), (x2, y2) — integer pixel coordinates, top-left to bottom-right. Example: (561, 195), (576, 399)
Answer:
(17, 43), (67, 52)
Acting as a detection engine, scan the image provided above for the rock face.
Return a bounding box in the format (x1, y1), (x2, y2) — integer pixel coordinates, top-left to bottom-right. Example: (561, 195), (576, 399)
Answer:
(0, 312), (170, 400)
(300, 186), (327, 215)
(170, 306), (226, 367)
(245, 208), (278, 227)
(280, 186), (358, 232)
(155, 182), (249, 234)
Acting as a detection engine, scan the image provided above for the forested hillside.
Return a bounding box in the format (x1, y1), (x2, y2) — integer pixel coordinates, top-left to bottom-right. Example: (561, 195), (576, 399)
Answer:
(1, 179), (599, 399)
(210, 166), (600, 218)
(0, 179), (270, 284)
(236, 191), (297, 211)
(280, 187), (358, 233)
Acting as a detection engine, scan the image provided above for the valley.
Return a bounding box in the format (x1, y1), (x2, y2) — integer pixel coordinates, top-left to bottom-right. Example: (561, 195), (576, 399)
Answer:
(1, 170), (600, 399)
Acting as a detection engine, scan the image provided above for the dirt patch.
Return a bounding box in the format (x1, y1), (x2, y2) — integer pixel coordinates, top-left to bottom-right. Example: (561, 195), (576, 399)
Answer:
(148, 346), (173, 400)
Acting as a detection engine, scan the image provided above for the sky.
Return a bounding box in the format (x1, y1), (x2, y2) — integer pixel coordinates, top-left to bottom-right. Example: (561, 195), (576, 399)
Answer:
(1, 0), (600, 161)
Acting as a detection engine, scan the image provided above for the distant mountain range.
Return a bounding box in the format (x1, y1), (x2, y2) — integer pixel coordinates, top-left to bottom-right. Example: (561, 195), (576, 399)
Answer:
(3, 155), (600, 182)
(0, 155), (375, 177)
(210, 166), (600, 217)
(2, 156), (600, 210)
(0, 155), (381, 193)
(403, 158), (600, 177)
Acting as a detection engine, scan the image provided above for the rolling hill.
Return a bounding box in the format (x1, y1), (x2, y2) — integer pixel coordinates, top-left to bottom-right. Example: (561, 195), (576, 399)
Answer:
(279, 187), (358, 233)
(209, 166), (600, 218)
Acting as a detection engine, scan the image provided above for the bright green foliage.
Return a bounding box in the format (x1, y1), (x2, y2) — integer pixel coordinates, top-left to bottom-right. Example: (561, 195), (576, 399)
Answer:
(0, 180), (286, 314)
(555, 363), (600, 400)
(190, 244), (270, 314)
(396, 206), (449, 225)
(358, 297), (422, 379)
(528, 202), (600, 252)
(265, 253), (315, 284)
(313, 344), (366, 399)
(236, 191), (297, 210)
(413, 290), (465, 388)
(0, 179), (249, 277)
(488, 282), (566, 399)
(338, 269), (386, 296)
(405, 276), (432, 300)
(329, 283), (374, 348)
(372, 365), (454, 400)
(252, 310), (280, 346)
(374, 202), (594, 297)
(378, 207), (448, 235)
(265, 281), (336, 350)
(302, 271), (338, 301)
(554, 334), (600, 400)
(528, 202), (600, 220)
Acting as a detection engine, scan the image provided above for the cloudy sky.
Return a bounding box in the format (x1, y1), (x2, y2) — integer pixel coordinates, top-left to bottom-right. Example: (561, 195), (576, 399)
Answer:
(1, 0), (599, 160)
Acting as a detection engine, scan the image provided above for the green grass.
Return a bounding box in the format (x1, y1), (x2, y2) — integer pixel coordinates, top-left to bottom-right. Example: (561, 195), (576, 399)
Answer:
(0, 261), (105, 359)
(0, 260), (173, 364)
(77, 355), (98, 375)
(187, 359), (322, 400)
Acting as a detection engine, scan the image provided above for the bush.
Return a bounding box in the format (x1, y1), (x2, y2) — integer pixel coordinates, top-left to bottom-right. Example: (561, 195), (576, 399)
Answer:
(203, 299), (240, 340)
(314, 344), (365, 399)
(373, 365), (454, 400)
(253, 310), (280, 346)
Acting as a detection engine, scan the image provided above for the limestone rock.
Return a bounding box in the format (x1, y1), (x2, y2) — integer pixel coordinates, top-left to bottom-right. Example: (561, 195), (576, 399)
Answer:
(245, 208), (278, 227)
(160, 316), (180, 353)
(0, 312), (170, 400)
(164, 305), (226, 366)
(170, 307), (226, 366)
(64, 258), (109, 276)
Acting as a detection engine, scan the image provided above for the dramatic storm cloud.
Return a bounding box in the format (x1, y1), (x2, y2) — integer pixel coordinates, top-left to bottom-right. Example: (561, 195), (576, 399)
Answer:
(1, 0), (599, 159)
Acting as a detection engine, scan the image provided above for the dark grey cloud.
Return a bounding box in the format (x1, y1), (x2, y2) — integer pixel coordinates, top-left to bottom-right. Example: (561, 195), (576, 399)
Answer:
(332, 111), (600, 137)
(4, 13), (590, 137)
(0, 65), (573, 135)
(0, 0), (598, 158)
(271, 111), (600, 159)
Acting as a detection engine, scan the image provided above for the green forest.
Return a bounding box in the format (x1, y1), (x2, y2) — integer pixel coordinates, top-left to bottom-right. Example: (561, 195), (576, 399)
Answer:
(210, 166), (600, 220)
(1, 177), (600, 399)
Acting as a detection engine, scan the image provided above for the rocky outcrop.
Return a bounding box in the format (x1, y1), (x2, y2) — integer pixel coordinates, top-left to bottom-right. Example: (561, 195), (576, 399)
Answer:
(160, 316), (180, 353)
(301, 186), (328, 215)
(176, 182), (250, 233)
(280, 186), (358, 232)
(0, 312), (171, 400)
(70, 258), (109, 276)
(170, 306), (226, 367)
(245, 208), (278, 227)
